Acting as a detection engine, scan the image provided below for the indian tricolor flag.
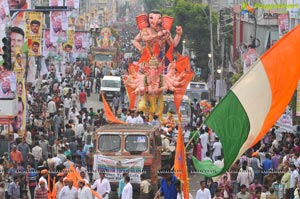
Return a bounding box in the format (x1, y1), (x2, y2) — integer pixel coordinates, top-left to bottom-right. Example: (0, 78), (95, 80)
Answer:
(194, 25), (300, 177)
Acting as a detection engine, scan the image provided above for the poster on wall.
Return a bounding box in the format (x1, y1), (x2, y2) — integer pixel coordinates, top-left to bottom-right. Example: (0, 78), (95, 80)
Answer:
(243, 48), (257, 74)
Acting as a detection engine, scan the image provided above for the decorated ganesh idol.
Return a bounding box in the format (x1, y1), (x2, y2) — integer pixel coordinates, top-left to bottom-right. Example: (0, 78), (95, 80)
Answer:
(124, 10), (194, 122)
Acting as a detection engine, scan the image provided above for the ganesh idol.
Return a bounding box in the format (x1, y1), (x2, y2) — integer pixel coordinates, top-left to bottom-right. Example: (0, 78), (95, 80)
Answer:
(124, 10), (193, 122)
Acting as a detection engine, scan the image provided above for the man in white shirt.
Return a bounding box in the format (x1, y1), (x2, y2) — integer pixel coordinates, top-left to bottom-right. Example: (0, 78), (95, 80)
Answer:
(32, 142), (43, 163)
(77, 180), (93, 199)
(212, 137), (222, 162)
(126, 111), (136, 124)
(39, 169), (48, 190)
(134, 112), (143, 124)
(47, 99), (56, 117)
(196, 180), (211, 199)
(200, 130), (209, 160)
(91, 171), (111, 199)
(290, 164), (299, 196)
(64, 96), (72, 120)
(122, 176), (133, 199)
(58, 179), (78, 199)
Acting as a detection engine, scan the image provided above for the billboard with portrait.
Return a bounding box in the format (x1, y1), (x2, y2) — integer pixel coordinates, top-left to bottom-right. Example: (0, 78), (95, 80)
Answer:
(28, 39), (41, 56)
(43, 29), (57, 57)
(25, 12), (42, 39)
(0, 71), (16, 99)
(50, 11), (68, 43)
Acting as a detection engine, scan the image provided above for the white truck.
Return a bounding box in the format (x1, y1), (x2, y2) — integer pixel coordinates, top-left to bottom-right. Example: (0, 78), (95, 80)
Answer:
(99, 76), (121, 102)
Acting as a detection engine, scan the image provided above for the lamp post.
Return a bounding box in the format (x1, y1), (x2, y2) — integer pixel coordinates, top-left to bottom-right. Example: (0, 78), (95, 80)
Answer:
(208, 53), (214, 100)
(209, 0), (215, 100)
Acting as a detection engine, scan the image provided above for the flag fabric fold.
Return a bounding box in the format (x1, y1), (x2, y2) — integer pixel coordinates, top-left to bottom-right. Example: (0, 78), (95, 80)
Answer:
(67, 163), (102, 199)
(194, 25), (300, 177)
(102, 93), (126, 124)
(174, 71), (194, 112)
(174, 112), (189, 199)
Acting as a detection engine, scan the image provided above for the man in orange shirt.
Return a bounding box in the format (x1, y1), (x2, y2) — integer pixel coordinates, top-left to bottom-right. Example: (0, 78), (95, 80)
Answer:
(10, 145), (23, 164)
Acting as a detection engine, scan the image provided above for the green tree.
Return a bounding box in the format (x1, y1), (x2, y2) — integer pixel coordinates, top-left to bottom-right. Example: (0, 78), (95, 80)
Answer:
(142, 0), (164, 12)
(165, 0), (220, 81)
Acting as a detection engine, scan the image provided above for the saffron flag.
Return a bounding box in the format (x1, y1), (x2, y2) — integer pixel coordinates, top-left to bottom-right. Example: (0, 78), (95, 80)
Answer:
(165, 45), (174, 62)
(50, 177), (56, 199)
(138, 47), (151, 63)
(193, 25), (300, 177)
(174, 113), (189, 199)
(176, 56), (190, 73)
(174, 71), (194, 113)
(47, 174), (51, 198)
(67, 163), (102, 199)
(102, 93), (126, 124)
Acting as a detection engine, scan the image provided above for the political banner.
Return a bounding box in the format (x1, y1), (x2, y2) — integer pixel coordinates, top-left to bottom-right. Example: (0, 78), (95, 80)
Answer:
(76, 15), (85, 30)
(74, 31), (88, 58)
(50, 11), (68, 43)
(68, 10), (78, 27)
(43, 30), (57, 57)
(13, 59), (26, 137)
(0, 0), (10, 24)
(242, 47), (257, 74)
(65, 0), (79, 9)
(93, 155), (144, 183)
(10, 0), (31, 27)
(25, 12), (42, 39)
(278, 13), (289, 38)
(0, 71), (16, 99)
(28, 39), (41, 56)
(49, 0), (63, 6)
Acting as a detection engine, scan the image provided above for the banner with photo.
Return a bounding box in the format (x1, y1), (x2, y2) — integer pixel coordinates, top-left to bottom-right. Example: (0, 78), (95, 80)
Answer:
(10, 0), (31, 27)
(28, 39), (41, 56)
(243, 48), (257, 74)
(25, 12), (42, 39)
(50, 11), (68, 43)
(43, 30), (57, 57)
(13, 61), (26, 137)
(63, 29), (74, 62)
(0, 71), (16, 99)
(74, 31), (88, 58)
(65, 0), (80, 9)
(76, 15), (85, 30)
(49, 0), (63, 6)
(278, 13), (289, 38)
(68, 9), (78, 27)
(0, 0), (10, 24)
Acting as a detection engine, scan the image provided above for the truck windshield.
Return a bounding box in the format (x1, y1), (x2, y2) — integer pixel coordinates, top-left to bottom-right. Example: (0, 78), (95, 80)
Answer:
(99, 135), (121, 152)
(102, 80), (121, 88)
(186, 91), (209, 101)
(163, 101), (190, 115)
(94, 54), (113, 62)
(125, 135), (148, 152)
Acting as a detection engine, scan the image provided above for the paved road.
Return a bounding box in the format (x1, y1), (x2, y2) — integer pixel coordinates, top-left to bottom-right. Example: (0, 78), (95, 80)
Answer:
(85, 92), (204, 198)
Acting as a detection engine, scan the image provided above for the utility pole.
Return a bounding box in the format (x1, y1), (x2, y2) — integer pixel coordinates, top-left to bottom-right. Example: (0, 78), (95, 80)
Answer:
(209, 0), (215, 101)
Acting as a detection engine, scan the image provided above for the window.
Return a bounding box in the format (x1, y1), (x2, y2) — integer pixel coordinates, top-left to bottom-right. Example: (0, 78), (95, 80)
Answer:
(98, 135), (121, 152)
(163, 101), (190, 116)
(125, 135), (148, 152)
(102, 80), (121, 88)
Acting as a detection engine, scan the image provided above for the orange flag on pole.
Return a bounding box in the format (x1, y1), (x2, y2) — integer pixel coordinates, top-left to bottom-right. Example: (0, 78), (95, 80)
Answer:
(138, 47), (151, 63)
(174, 116), (189, 199)
(101, 93), (127, 124)
(50, 177), (56, 199)
(47, 174), (51, 199)
(176, 56), (191, 73)
(67, 162), (102, 199)
(174, 71), (194, 112)
(165, 45), (174, 62)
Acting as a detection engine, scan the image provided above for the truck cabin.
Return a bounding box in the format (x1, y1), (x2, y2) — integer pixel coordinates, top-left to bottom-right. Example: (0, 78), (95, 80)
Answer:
(95, 124), (162, 184)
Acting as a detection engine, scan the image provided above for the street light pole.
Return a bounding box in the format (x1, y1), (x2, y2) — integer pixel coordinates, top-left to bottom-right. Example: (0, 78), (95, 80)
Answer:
(209, 0), (215, 100)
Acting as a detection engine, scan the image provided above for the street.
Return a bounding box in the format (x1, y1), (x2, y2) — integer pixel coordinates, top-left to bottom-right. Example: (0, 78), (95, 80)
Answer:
(85, 92), (203, 198)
